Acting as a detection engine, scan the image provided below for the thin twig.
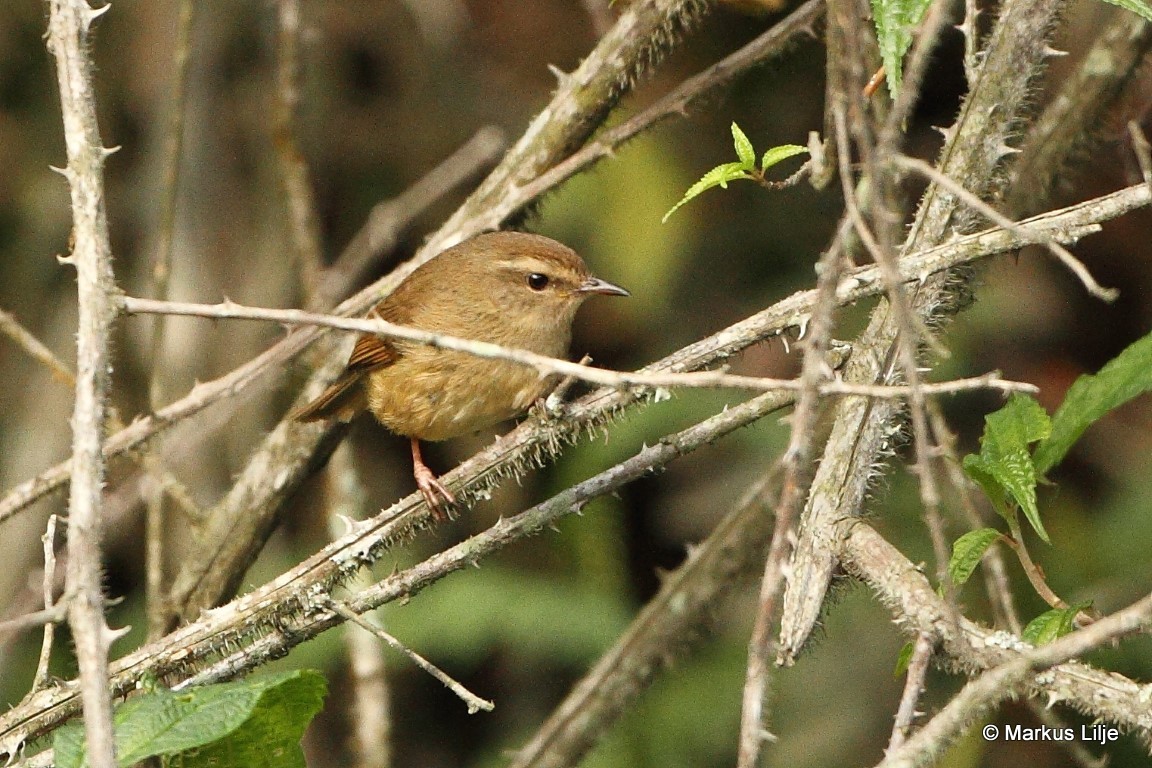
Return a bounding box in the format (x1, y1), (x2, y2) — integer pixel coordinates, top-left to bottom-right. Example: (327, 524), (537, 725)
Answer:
(2, 180), (1146, 530)
(922, 399), (994, 637)
(121, 295), (1037, 398)
(543, 353), (592, 415)
(33, 516), (60, 692)
(0, 606), (69, 636)
(997, 523), (1069, 611)
(145, 0), (196, 642)
(328, 601), (493, 714)
(508, 471), (780, 768)
(875, 592), (1152, 768)
(886, 632), (934, 752)
(0, 309), (75, 384)
(895, 155), (1118, 301)
(738, 151), (851, 768)
(838, 106), (951, 588)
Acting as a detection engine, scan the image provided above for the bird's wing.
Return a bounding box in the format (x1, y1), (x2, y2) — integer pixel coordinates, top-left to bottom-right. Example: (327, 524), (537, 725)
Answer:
(346, 331), (398, 370)
(345, 299), (410, 371)
(288, 300), (408, 423)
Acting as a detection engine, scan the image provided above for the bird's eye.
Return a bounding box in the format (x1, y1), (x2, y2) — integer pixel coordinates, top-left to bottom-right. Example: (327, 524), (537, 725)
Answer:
(526, 273), (550, 291)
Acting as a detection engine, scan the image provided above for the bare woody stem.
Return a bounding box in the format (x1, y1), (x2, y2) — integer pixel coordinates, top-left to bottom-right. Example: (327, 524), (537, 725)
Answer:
(120, 295), (1035, 398)
(0, 179), (1145, 532)
(45, 1), (121, 766)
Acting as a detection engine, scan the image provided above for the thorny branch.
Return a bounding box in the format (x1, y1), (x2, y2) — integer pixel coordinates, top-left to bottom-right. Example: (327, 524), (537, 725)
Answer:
(3, 179), (1142, 531)
(778, 0), (1074, 665)
(45, 1), (121, 766)
(159, 0), (730, 625)
(120, 295), (1037, 399)
(0, 380), (799, 754)
(5, 2), (1152, 764)
(5, 384), (1152, 757)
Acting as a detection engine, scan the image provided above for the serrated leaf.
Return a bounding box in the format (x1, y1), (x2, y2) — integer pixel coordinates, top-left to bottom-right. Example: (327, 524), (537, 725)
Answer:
(661, 162), (752, 223)
(731, 122), (756, 170)
(1098, 0), (1152, 22)
(760, 144), (809, 171)
(961, 454), (1007, 513)
(871, 0), (932, 98)
(55, 670), (327, 768)
(962, 394), (1051, 542)
(1022, 602), (1091, 646)
(1033, 329), (1152, 474)
(948, 528), (1002, 588)
(180, 671), (327, 768)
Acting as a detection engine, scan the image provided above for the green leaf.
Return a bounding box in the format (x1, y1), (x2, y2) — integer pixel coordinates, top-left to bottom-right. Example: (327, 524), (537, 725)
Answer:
(760, 144), (809, 172)
(961, 454), (1007, 514)
(947, 528), (1002, 588)
(661, 162), (752, 223)
(893, 641), (915, 677)
(731, 122), (756, 170)
(962, 394), (1052, 542)
(1098, 0), (1152, 22)
(55, 670), (327, 768)
(1022, 602), (1091, 646)
(179, 671), (327, 768)
(1033, 329), (1152, 474)
(871, 0), (932, 98)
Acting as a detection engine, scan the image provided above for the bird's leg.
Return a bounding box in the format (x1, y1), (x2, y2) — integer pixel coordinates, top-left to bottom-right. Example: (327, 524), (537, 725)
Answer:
(410, 438), (455, 520)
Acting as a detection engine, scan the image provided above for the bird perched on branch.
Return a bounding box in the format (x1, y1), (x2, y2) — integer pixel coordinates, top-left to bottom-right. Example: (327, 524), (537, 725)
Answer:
(291, 231), (629, 516)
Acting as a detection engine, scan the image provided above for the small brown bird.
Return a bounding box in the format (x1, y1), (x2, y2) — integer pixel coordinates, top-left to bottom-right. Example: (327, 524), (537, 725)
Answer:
(292, 231), (629, 513)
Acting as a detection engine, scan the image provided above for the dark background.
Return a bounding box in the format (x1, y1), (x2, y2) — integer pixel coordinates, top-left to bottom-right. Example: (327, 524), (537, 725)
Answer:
(0, 2), (1150, 766)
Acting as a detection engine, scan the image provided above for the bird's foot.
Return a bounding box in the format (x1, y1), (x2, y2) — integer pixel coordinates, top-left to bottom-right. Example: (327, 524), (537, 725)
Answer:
(414, 463), (456, 522)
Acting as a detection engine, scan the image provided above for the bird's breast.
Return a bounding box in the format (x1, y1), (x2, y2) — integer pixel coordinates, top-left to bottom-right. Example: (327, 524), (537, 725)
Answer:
(365, 348), (557, 441)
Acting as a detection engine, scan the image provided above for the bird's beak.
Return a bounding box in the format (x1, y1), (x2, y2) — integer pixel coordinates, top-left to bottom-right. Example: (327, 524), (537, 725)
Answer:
(578, 276), (630, 297)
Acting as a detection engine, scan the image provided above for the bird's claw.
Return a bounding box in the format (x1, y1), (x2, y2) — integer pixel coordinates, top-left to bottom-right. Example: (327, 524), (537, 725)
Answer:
(414, 464), (456, 522)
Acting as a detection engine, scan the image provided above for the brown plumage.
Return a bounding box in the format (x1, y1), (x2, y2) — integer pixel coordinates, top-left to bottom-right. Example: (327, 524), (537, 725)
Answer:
(292, 231), (629, 513)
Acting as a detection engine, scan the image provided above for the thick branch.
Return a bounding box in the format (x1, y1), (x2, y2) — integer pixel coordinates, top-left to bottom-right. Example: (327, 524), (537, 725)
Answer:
(779, 0), (1074, 662)
(0, 382), (796, 753)
(1, 179), (1146, 532)
(163, 0), (719, 622)
(842, 523), (1152, 745)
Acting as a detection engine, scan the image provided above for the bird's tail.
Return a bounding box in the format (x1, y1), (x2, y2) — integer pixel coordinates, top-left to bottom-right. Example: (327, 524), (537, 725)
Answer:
(288, 371), (368, 423)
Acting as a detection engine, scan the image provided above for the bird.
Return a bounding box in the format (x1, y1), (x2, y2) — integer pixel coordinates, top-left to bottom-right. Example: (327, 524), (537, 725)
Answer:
(291, 231), (629, 516)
